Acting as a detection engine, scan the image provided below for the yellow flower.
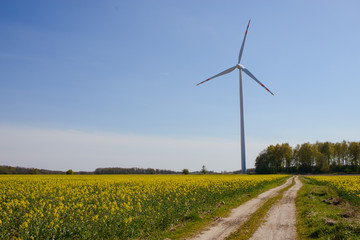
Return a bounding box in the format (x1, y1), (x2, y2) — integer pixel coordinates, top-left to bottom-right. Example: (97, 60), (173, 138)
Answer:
(0, 173), (288, 238)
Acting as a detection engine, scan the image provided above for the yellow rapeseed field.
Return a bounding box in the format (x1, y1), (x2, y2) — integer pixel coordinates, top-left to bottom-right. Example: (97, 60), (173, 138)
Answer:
(0, 174), (287, 239)
(307, 176), (360, 201)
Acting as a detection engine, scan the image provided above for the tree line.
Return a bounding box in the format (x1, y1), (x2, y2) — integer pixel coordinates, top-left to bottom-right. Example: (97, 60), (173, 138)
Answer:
(94, 167), (177, 174)
(255, 141), (360, 174)
(0, 165), (64, 174)
(0, 166), (178, 175)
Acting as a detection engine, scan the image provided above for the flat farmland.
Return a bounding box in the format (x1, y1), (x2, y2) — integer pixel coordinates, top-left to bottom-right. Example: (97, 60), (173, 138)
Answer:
(0, 174), (287, 239)
(307, 175), (360, 203)
(296, 176), (360, 239)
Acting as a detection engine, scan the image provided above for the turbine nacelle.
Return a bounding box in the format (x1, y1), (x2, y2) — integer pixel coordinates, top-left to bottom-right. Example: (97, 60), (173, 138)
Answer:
(237, 64), (245, 70)
(197, 62), (274, 96)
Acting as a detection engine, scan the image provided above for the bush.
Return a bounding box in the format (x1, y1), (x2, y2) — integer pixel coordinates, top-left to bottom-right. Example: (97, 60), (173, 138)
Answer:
(182, 169), (189, 174)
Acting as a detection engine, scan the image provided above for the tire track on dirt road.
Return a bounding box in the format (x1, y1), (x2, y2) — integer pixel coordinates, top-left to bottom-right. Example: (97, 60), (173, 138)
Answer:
(189, 176), (294, 240)
(249, 176), (302, 240)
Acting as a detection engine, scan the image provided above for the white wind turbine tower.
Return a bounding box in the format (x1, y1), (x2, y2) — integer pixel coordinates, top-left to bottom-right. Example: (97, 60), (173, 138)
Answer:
(196, 20), (274, 174)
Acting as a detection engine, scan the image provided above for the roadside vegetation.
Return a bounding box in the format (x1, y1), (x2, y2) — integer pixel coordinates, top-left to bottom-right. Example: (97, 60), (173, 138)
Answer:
(296, 177), (360, 239)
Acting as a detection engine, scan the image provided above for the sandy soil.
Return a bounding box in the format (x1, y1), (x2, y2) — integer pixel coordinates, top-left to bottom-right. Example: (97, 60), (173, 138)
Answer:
(249, 176), (302, 240)
(188, 176), (294, 240)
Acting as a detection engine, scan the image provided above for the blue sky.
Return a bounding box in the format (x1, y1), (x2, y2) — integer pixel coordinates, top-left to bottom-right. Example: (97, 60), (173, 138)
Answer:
(1, 0), (360, 172)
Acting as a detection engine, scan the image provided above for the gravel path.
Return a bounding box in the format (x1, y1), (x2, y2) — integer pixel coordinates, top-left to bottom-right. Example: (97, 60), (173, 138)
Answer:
(249, 176), (302, 240)
(189, 177), (294, 240)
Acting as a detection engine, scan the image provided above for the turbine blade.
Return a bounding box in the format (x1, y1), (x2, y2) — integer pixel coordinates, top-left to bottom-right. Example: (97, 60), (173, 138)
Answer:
(196, 66), (237, 86)
(238, 20), (251, 64)
(242, 67), (274, 95)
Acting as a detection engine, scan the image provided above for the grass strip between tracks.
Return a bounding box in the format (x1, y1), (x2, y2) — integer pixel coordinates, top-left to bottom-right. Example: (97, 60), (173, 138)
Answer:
(226, 177), (296, 240)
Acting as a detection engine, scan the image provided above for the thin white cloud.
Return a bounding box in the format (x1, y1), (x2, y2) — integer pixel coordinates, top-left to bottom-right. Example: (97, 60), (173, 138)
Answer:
(0, 125), (234, 172)
(0, 124), (291, 172)
(0, 124), (314, 172)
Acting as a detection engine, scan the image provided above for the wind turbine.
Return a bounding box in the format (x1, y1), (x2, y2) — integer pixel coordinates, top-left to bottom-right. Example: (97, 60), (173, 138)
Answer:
(196, 20), (274, 174)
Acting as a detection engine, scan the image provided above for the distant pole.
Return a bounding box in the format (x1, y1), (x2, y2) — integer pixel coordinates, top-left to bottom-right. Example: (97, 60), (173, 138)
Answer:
(239, 70), (246, 174)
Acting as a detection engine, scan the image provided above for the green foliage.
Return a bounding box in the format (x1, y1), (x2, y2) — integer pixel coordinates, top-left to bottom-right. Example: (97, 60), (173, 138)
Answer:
(255, 141), (360, 174)
(297, 143), (313, 173)
(201, 165), (207, 174)
(255, 143), (295, 173)
(255, 150), (270, 174)
(0, 166), (15, 174)
(182, 169), (189, 174)
(94, 167), (177, 174)
(66, 169), (73, 175)
(349, 142), (360, 168)
(0, 166), (64, 174)
(30, 168), (39, 174)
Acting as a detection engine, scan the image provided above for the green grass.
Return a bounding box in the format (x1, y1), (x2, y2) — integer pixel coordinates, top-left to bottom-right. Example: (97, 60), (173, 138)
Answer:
(226, 177), (295, 240)
(162, 176), (290, 240)
(296, 177), (360, 240)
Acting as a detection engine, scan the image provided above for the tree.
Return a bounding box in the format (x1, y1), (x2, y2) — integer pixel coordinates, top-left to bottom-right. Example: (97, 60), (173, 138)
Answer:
(254, 141), (360, 174)
(0, 166), (11, 174)
(255, 144), (293, 174)
(292, 144), (301, 170)
(255, 150), (271, 173)
(334, 142), (343, 166)
(66, 169), (73, 175)
(341, 140), (350, 166)
(272, 144), (283, 172)
(318, 141), (334, 166)
(182, 169), (189, 174)
(313, 144), (329, 173)
(348, 142), (360, 171)
(201, 165), (207, 174)
(280, 143), (293, 170)
(297, 143), (313, 173)
(331, 141), (349, 171)
(265, 144), (283, 173)
(30, 168), (39, 174)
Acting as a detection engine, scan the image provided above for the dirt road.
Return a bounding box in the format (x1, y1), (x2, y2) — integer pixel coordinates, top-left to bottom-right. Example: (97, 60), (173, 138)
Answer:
(189, 177), (294, 240)
(249, 176), (302, 240)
